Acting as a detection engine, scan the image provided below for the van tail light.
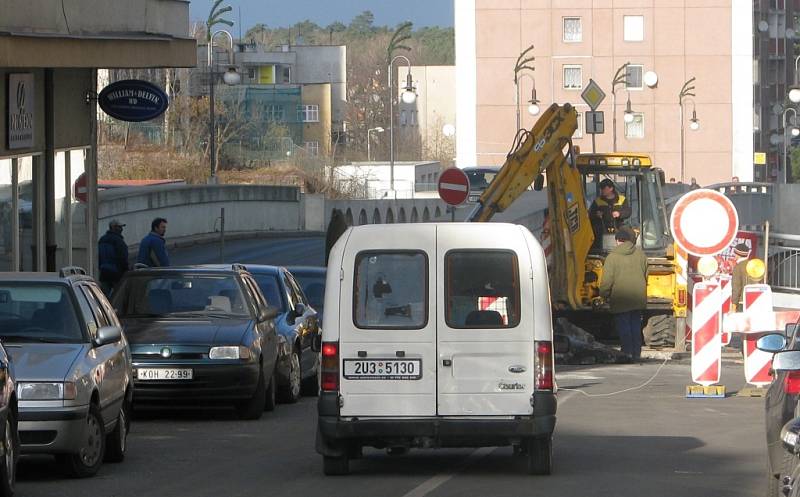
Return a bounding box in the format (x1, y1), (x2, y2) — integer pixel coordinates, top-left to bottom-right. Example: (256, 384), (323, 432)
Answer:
(535, 341), (554, 390)
(677, 288), (687, 307)
(321, 341), (340, 392)
(785, 371), (800, 395)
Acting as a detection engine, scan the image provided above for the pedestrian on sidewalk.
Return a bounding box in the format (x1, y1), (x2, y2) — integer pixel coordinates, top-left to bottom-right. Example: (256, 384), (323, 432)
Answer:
(98, 219), (129, 296)
(137, 217), (170, 267)
(599, 226), (648, 363)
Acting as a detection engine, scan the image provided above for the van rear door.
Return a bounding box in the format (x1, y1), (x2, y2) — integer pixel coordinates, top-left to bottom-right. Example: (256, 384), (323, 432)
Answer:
(338, 225), (437, 417)
(436, 224), (535, 416)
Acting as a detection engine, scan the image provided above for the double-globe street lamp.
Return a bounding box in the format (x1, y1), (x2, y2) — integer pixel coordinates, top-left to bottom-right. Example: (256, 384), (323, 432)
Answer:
(513, 45), (540, 131)
(207, 29), (240, 182)
(782, 107), (800, 184)
(367, 127), (384, 161)
(679, 77), (700, 184)
(388, 55), (416, 196)
(611, 62), (636, 152)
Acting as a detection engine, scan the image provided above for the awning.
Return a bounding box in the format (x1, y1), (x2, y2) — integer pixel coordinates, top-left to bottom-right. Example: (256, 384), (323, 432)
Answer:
(0, 32), (197, 68)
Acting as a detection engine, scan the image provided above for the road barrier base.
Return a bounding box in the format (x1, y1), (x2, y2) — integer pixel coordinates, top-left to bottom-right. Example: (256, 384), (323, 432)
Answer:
(736, 386), (768, 397)
(685, 385), (726, 398)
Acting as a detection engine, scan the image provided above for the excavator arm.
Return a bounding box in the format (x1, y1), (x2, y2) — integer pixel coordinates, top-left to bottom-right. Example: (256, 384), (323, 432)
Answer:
(466, 103), (595, 309)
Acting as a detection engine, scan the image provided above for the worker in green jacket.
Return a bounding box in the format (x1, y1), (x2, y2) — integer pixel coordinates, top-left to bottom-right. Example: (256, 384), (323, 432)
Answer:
(599, 226), (649, 362)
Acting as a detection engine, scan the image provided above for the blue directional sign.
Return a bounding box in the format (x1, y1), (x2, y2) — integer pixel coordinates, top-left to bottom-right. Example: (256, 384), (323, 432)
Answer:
(98, 80), (169, 122)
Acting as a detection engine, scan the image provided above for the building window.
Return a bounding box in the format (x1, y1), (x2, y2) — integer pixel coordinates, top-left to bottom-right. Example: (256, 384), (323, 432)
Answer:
(575, 112), (584, 138)
(563, 65), (583, 90)
(297, 104), (319, 122)
(411, 111), (418, 126)
(263, 104), (284, 121)
(400, 110), (408, 126)
(247, 67), (256, 80)
(624, 16), (644, 41)
(305, 141), (320, 156)
(624, 112), (645, 139)
(625, 64), (643, 90)
(563, 17), (582, 43)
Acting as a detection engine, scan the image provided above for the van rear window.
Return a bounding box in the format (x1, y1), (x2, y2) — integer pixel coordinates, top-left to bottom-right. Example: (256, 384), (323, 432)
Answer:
(445, 250), (520, 329)
(353, 251), (428, 330)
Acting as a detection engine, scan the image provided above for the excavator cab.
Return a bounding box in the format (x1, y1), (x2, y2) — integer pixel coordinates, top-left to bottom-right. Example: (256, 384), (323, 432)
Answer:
(576, 154), (671, 255)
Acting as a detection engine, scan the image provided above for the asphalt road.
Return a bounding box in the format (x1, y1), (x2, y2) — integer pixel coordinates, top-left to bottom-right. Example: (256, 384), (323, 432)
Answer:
(170, 235), (326, 267)
(16, 361), (765, 497)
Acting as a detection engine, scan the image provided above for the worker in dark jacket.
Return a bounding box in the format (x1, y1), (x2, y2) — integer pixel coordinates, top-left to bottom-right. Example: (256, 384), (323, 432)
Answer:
(730, 243), (763, 312)
(325, 209), (348, 266)
(98, 219), (129, 296)
(590, 179), (632, 249)
(137, 217), (170, 267)
(599, 227), (648, 362)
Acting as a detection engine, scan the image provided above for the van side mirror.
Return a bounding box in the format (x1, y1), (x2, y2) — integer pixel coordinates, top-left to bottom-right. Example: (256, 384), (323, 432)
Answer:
(533, 174), (545, 191)
(311, 333), (322, 353)
(95, 325), (122, 347)
(259, 306), (279, 323)
(757, 333), (787, 353)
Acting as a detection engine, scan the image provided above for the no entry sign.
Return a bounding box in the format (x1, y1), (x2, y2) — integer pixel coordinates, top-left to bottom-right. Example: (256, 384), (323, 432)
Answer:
(437, 168), (470, 206)
(670, 189), (738, 257)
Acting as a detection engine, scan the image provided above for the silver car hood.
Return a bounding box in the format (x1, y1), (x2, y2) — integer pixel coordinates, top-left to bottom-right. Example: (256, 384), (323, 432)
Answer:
(5, 343), (87, 382)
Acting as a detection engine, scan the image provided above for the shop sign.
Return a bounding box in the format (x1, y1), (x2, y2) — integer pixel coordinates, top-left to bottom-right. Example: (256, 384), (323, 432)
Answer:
(98, 79), (169, 122)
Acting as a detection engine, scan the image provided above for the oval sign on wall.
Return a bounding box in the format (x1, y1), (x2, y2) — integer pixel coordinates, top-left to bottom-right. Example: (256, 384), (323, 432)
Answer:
(98, 80), (169, 122)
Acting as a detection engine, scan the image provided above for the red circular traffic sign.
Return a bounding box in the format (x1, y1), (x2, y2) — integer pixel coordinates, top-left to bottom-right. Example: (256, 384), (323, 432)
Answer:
(670, 188), (738, 256)
(437, 168), (470, 206)
(74, 172), (88, 203)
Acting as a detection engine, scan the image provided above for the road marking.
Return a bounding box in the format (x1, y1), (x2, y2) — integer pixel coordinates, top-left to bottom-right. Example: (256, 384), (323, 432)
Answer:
(400, 447), (495, 497)
(557, 373), (603, 381)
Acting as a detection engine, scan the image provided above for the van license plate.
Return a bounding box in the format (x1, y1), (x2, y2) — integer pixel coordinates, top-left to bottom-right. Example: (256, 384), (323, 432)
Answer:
(343, 359), (422, 380)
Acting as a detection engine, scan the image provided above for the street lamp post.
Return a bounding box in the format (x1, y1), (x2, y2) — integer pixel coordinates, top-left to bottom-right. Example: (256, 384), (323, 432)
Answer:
(208, 30), (240, 182)
(679, 77), (698, 184)
(367, 126), (384, 161)
(611, 62), (631, 152)
(782, 107), (799, 183)
(513, 45), (536, 131)
(516, 72), (541, 127)
(388, 55), (416, 197)
(789, 55), (800, 104)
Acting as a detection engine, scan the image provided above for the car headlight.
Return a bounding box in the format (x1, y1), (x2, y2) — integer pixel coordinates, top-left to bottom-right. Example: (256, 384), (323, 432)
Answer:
(209, 346), (251, 360)
(18, 382), (77, 400)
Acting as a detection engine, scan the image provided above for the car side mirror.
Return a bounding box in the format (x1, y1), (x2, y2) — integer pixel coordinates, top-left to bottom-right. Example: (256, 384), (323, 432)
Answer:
(293, 302), (306, 318)
(311, 333), (322, 353)
(553, 334), (570, 354)
(772, 350), (800, 372)
(757, 333), (787, 353)
(259, 306), (279, 323)
(95, 325), (122, 347)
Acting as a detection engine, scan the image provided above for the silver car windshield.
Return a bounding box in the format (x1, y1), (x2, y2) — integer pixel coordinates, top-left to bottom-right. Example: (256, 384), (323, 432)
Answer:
(114, 275), (250, 318)
(0, 284), (84, 342)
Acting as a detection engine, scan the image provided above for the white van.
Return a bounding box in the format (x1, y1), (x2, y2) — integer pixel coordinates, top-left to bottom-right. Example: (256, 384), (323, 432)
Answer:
(315, 223), (558, 475)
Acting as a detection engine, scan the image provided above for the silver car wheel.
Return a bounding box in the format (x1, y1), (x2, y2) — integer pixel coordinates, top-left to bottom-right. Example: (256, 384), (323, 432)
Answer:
(80, 411), (103, 466)
(290, 352), (301, 398)
(3, 419), (13, 487)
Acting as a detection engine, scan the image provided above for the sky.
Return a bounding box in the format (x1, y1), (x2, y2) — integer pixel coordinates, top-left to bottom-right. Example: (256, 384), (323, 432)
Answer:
(190, 0), (454, 34)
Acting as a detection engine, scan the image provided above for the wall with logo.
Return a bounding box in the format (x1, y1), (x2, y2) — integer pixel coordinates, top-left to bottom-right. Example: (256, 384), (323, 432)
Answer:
(0, 69), (45, 156)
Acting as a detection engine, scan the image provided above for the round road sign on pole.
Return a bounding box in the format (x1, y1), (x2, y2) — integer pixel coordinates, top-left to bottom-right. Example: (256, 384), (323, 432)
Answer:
(74, 172), (88, 203)
(670, 188), (738, 256)
(437, 167), (470, 206)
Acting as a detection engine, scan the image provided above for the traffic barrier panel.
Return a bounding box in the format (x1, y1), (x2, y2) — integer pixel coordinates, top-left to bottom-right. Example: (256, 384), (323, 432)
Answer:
(691, 280), (722, 386)
(719, 275), (732, 346)
(742, 284), (775, 387)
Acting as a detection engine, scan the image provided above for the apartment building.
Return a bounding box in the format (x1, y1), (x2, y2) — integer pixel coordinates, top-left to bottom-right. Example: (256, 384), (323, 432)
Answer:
(456, 0), (753, 185)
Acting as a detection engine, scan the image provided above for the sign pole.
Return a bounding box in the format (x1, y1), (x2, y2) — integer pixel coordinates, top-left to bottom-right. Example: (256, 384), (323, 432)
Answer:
(592, 133), (596, 154)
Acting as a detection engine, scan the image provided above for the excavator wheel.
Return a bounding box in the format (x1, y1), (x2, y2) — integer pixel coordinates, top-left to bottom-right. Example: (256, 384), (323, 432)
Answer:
(643, 314), (676, 349)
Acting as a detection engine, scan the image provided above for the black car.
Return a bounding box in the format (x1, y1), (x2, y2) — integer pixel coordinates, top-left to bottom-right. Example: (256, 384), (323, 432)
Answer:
(762, 346), (800, 497)
(237, 265), (321, 402)
(760, 324), (800, 496)
(285, 266), (326, 326)
(0, 341), (17, 496)
(112, 265), (280, 420)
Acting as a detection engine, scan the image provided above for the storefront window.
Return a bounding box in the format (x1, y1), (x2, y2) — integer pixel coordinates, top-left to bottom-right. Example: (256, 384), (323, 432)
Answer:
(0, 160), (12, 271)
(18, 157), (35, 271)
(55, 151), (69, 269)
(70, 149), (87, 269)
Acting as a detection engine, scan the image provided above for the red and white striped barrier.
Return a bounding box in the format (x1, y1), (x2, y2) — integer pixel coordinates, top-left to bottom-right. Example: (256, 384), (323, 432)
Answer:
(685, 274), (704, 343)
(719, 275), (732, 346)
(742, 285), (774, 386)
(691, 280), (722, 386)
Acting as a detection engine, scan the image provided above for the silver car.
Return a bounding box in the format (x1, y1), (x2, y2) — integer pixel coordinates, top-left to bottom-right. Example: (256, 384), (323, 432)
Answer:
(0, 268), (132, 478)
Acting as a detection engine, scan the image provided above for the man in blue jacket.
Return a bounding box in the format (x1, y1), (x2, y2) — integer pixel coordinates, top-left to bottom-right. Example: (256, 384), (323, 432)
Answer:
(137, 217), (170, 267)
(98, 219), (129, 295)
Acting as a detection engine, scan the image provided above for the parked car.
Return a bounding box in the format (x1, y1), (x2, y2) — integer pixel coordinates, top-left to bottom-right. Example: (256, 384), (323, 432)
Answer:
(231, 265), (321, 401)
(761, 345), (800, 497)
(112, 265), (279, 420)
(317, 223), (558, 475)
(463, 166), (500, 203)
(0, 267), (132, 478)
(759, 327), (800, 496)
(0, 341), (18, 496)
(285, 266), (326, 326)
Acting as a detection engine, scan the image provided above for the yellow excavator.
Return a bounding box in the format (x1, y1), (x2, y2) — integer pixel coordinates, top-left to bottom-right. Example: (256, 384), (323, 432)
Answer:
(467, 103), (687, 348)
